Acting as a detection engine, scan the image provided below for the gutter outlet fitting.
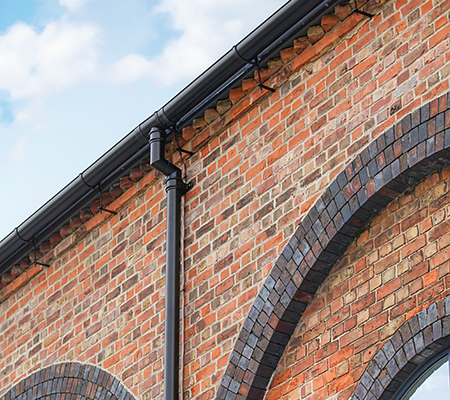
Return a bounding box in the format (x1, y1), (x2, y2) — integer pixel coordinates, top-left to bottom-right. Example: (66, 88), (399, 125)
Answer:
(149, 127), (192, 400)
(150, 130), (179, 177)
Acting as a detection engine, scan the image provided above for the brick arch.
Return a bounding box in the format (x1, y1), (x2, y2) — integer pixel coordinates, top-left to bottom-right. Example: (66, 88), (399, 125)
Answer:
(216, 94), (450, 400)
(0, 362), (135, 400)
(350, 295), (450, 400)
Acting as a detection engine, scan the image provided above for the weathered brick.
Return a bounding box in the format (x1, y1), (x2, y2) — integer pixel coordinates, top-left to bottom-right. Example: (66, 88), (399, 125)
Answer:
(307, 25), (325, 44)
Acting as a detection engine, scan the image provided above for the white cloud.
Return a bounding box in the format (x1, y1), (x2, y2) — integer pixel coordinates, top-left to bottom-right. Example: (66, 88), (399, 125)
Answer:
(8, 135), (27, 164)
(0, 21), (99, 100)
(105, 54), (153, 85)
(144, 0), (285, 86)
(103, 0), (286, 86)
(59, 0), (92, 11)
(0, 18), (100, 132)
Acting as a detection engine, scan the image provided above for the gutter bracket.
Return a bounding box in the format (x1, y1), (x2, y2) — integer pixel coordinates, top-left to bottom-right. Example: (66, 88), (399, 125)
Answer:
(233, 46), (275, 93)
(177, 148), (195, 156)
(256, 65), (276, 93)
(15, 230), (50, 268)
(97, 190), (118, 215)
(80, 175), (117, 216)
(173, 131), (195, 158)
(97, 207), (117, 215)
(351, 0), (374, 18)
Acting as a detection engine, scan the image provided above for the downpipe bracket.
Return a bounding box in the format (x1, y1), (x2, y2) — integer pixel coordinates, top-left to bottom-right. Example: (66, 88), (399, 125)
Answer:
(184, 181), (194, 194)
(165, 173), (193, 196)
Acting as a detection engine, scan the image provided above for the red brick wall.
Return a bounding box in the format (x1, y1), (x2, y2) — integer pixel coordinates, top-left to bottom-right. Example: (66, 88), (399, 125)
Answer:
(265, 169), (450, 400)
(182, 0), (450, 396)
(1, 0), (450, 399)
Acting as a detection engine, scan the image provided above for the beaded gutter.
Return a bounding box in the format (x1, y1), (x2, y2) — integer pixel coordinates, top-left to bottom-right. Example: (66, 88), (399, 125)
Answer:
(0, 0), (346, 277)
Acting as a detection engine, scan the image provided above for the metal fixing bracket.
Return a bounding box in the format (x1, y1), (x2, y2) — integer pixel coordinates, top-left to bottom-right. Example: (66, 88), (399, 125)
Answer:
(233, 46), (275, 92)
(80, 174), (117, 215)
(352, 0), (374, 18)
(15, 229), (50, 268)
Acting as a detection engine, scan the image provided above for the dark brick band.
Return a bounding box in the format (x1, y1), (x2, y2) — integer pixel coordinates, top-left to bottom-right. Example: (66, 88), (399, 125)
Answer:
(217, 93), (450, 400)
(1, 363), (134, 400)
(351, 295), (450, 400)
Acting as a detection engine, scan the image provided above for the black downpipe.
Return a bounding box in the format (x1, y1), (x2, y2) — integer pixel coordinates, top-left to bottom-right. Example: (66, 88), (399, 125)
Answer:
(149, 127), (191, 400)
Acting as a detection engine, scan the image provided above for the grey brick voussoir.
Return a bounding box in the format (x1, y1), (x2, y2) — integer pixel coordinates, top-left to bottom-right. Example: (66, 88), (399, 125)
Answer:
(4, 363), (134, 400)
(356, 294), (450, 400)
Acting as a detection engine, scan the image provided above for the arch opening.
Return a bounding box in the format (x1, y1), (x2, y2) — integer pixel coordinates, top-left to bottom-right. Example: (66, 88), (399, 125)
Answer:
(352, 296), (450, 400)
(1, 362), (135, 400)
(396, 349), (449, 400)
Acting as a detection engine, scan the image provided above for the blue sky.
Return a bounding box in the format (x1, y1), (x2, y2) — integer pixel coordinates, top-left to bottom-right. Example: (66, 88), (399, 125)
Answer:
(409, 360), (449, 400)
(0, 0), (285, 240)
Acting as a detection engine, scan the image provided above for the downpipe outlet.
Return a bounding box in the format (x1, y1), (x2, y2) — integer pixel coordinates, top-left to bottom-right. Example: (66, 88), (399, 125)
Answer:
(149, 127), (192, 400)
(150, 129), (179, 177)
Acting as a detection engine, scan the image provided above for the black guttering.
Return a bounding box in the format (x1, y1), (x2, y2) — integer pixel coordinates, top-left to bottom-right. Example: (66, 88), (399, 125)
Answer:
(0, 0), (345, 276)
